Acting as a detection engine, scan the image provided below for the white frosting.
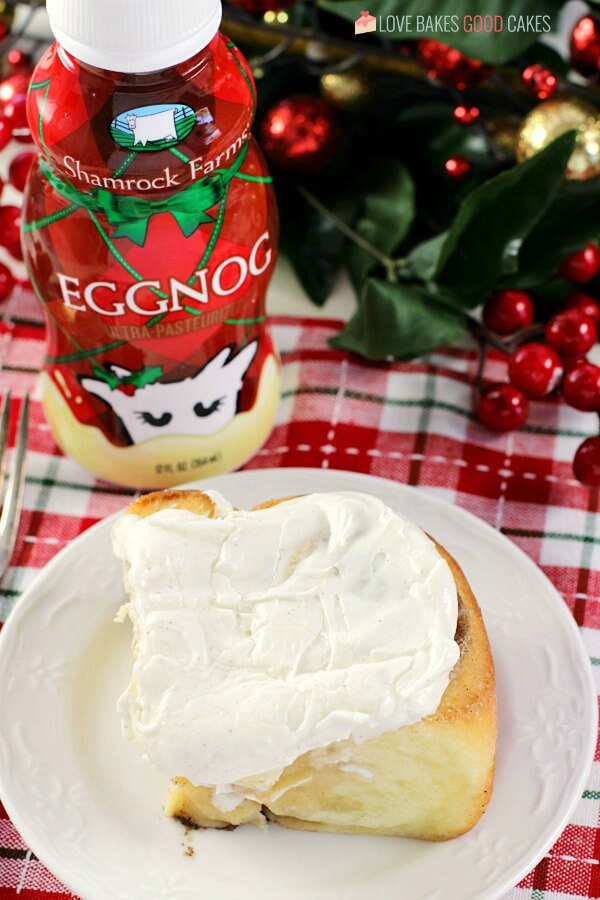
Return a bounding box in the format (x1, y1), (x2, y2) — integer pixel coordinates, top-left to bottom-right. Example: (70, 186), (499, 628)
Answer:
(339, 764), (374, 779)
(113, 491), (459, 787)
(211, 784), (246, 812)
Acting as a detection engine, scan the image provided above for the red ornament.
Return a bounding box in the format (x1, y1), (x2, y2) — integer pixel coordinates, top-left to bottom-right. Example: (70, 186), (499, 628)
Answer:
(483, 289), (535, 335)
(559, 242), (600, 283)
(571, 15), (600, 77)
(3, 94), (30, 143)
(508, 343), (563, 399)
(8, 152), (35, 193)
(260, 96), (340, 175)
(0, 74), (30, 107)
(563, 362), (600, 411)
(522, 64), (558, 100)
(573, 436), (600, 486)
(565, 292), (600, 321)
(6, 50), (33, 75)
(417, 40), (491, 90)
(546, 310), (597, 356)
(0, 114), (12, 151)
(0, 262), (15, 303)
(453, 105), (480, 126)
(476, 383), (529, 432)
(0, 20), (8, 42)
(0, 206), (23, 261)
(444, 156), (471, 178)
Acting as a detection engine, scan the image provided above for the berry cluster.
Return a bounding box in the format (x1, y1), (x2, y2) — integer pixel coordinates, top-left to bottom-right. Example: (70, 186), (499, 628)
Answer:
(476, 243), (600, 486)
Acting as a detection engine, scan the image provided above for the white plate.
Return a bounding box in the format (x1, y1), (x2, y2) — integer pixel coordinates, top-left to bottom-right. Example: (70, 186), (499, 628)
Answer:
(0, 468), (596, 900)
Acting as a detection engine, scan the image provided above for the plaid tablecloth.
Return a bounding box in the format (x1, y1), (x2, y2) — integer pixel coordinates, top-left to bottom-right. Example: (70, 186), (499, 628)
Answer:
(0, 292), (599, 899)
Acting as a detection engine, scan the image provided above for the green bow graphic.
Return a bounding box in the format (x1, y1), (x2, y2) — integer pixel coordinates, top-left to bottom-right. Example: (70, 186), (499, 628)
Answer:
(40, 142), (249, 247)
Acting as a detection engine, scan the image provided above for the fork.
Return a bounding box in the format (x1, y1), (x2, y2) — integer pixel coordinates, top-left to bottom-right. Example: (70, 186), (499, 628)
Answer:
(0, 391), (29, 580)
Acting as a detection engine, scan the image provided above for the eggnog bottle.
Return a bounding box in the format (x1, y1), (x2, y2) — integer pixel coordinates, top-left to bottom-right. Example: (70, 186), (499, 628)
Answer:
(22, 0), (280, 489)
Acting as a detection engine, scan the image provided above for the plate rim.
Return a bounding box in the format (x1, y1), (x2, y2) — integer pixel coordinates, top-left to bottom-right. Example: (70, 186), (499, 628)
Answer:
(0, 466), (596, 900)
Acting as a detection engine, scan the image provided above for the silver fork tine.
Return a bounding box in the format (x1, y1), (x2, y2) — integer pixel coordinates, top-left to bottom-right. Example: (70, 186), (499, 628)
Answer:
(0, 391), (11, 504)
(0, 393), (29, 579)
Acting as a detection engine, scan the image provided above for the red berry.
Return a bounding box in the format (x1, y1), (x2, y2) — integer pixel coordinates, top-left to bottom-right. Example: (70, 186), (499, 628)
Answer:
(546, 310), (597, 356)
(0, 206), (23, 261)
(483, 290), (535, 335)
(453, 105), (480, 125)
(0, 262), (15, 303)
(8, 152), (35, 193)
(476, 383), (529, 432)
(444, 156), (471, 177)
(0, 114), (11, 152)
(564, 292), (600, 322)
(562, 362), (600, 412)
(559, 242), (600, 283)
(562, 354), (587, 374)
(522, 64), (558, 100)
(573, 436), (600, 486)
(508, 342), (563, 399)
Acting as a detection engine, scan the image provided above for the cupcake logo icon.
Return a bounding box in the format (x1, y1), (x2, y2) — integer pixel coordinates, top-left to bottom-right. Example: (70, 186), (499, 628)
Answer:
(355, 10), (377, 34)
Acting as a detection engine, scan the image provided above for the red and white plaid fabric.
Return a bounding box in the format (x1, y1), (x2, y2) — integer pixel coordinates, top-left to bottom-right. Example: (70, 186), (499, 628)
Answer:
(0, 299), (599, 899)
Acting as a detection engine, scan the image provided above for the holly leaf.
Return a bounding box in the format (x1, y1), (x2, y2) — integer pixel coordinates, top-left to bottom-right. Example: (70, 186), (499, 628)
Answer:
(407, 232), (448, 281)
(318, 0), (563, 64)
(518, 41), (569, 77)
(504, 178), (600, 287)
(431, 131), (576, 306)
(92, 364), (164, 390)
(280, 188), (361, 306)
(330, 277), (467, 361)
(346, 159), (415, 290)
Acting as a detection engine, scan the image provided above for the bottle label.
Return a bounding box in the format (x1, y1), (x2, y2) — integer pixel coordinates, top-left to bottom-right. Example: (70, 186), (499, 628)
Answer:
(110, 103), (198, 153)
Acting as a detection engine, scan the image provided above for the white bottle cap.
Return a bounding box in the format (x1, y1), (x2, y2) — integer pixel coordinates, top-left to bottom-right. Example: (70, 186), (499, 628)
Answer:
(46, 0), (222, 74)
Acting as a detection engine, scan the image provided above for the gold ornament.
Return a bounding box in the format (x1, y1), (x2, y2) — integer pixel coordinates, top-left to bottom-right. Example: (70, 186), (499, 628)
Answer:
(517, 93), (600, 180)
(486, 116), (520, 155)
(320, 70), (369, 110)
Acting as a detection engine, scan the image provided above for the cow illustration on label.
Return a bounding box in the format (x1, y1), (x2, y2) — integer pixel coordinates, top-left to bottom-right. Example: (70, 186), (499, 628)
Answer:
(80, 341), (258, 444)
(127, 111), (176, 146)
(111, 103), (197, 152)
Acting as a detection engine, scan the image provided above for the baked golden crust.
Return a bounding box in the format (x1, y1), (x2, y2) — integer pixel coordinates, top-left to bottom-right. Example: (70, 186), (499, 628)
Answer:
(124, 490), (497, 841)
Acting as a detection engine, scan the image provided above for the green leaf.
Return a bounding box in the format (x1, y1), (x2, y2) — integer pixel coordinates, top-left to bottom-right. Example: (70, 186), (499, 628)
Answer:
(432, 131), (576, 306)
(346, 159), (415, 290)
(407, 232), (448, 281)
(506, 178), (600, 287)
(518, 41), (569, 77)
(280, 190), (360, 306)
(92, 364), (164, 390)
(318, 0), (563, 64)
(330, 277), (467, 361)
